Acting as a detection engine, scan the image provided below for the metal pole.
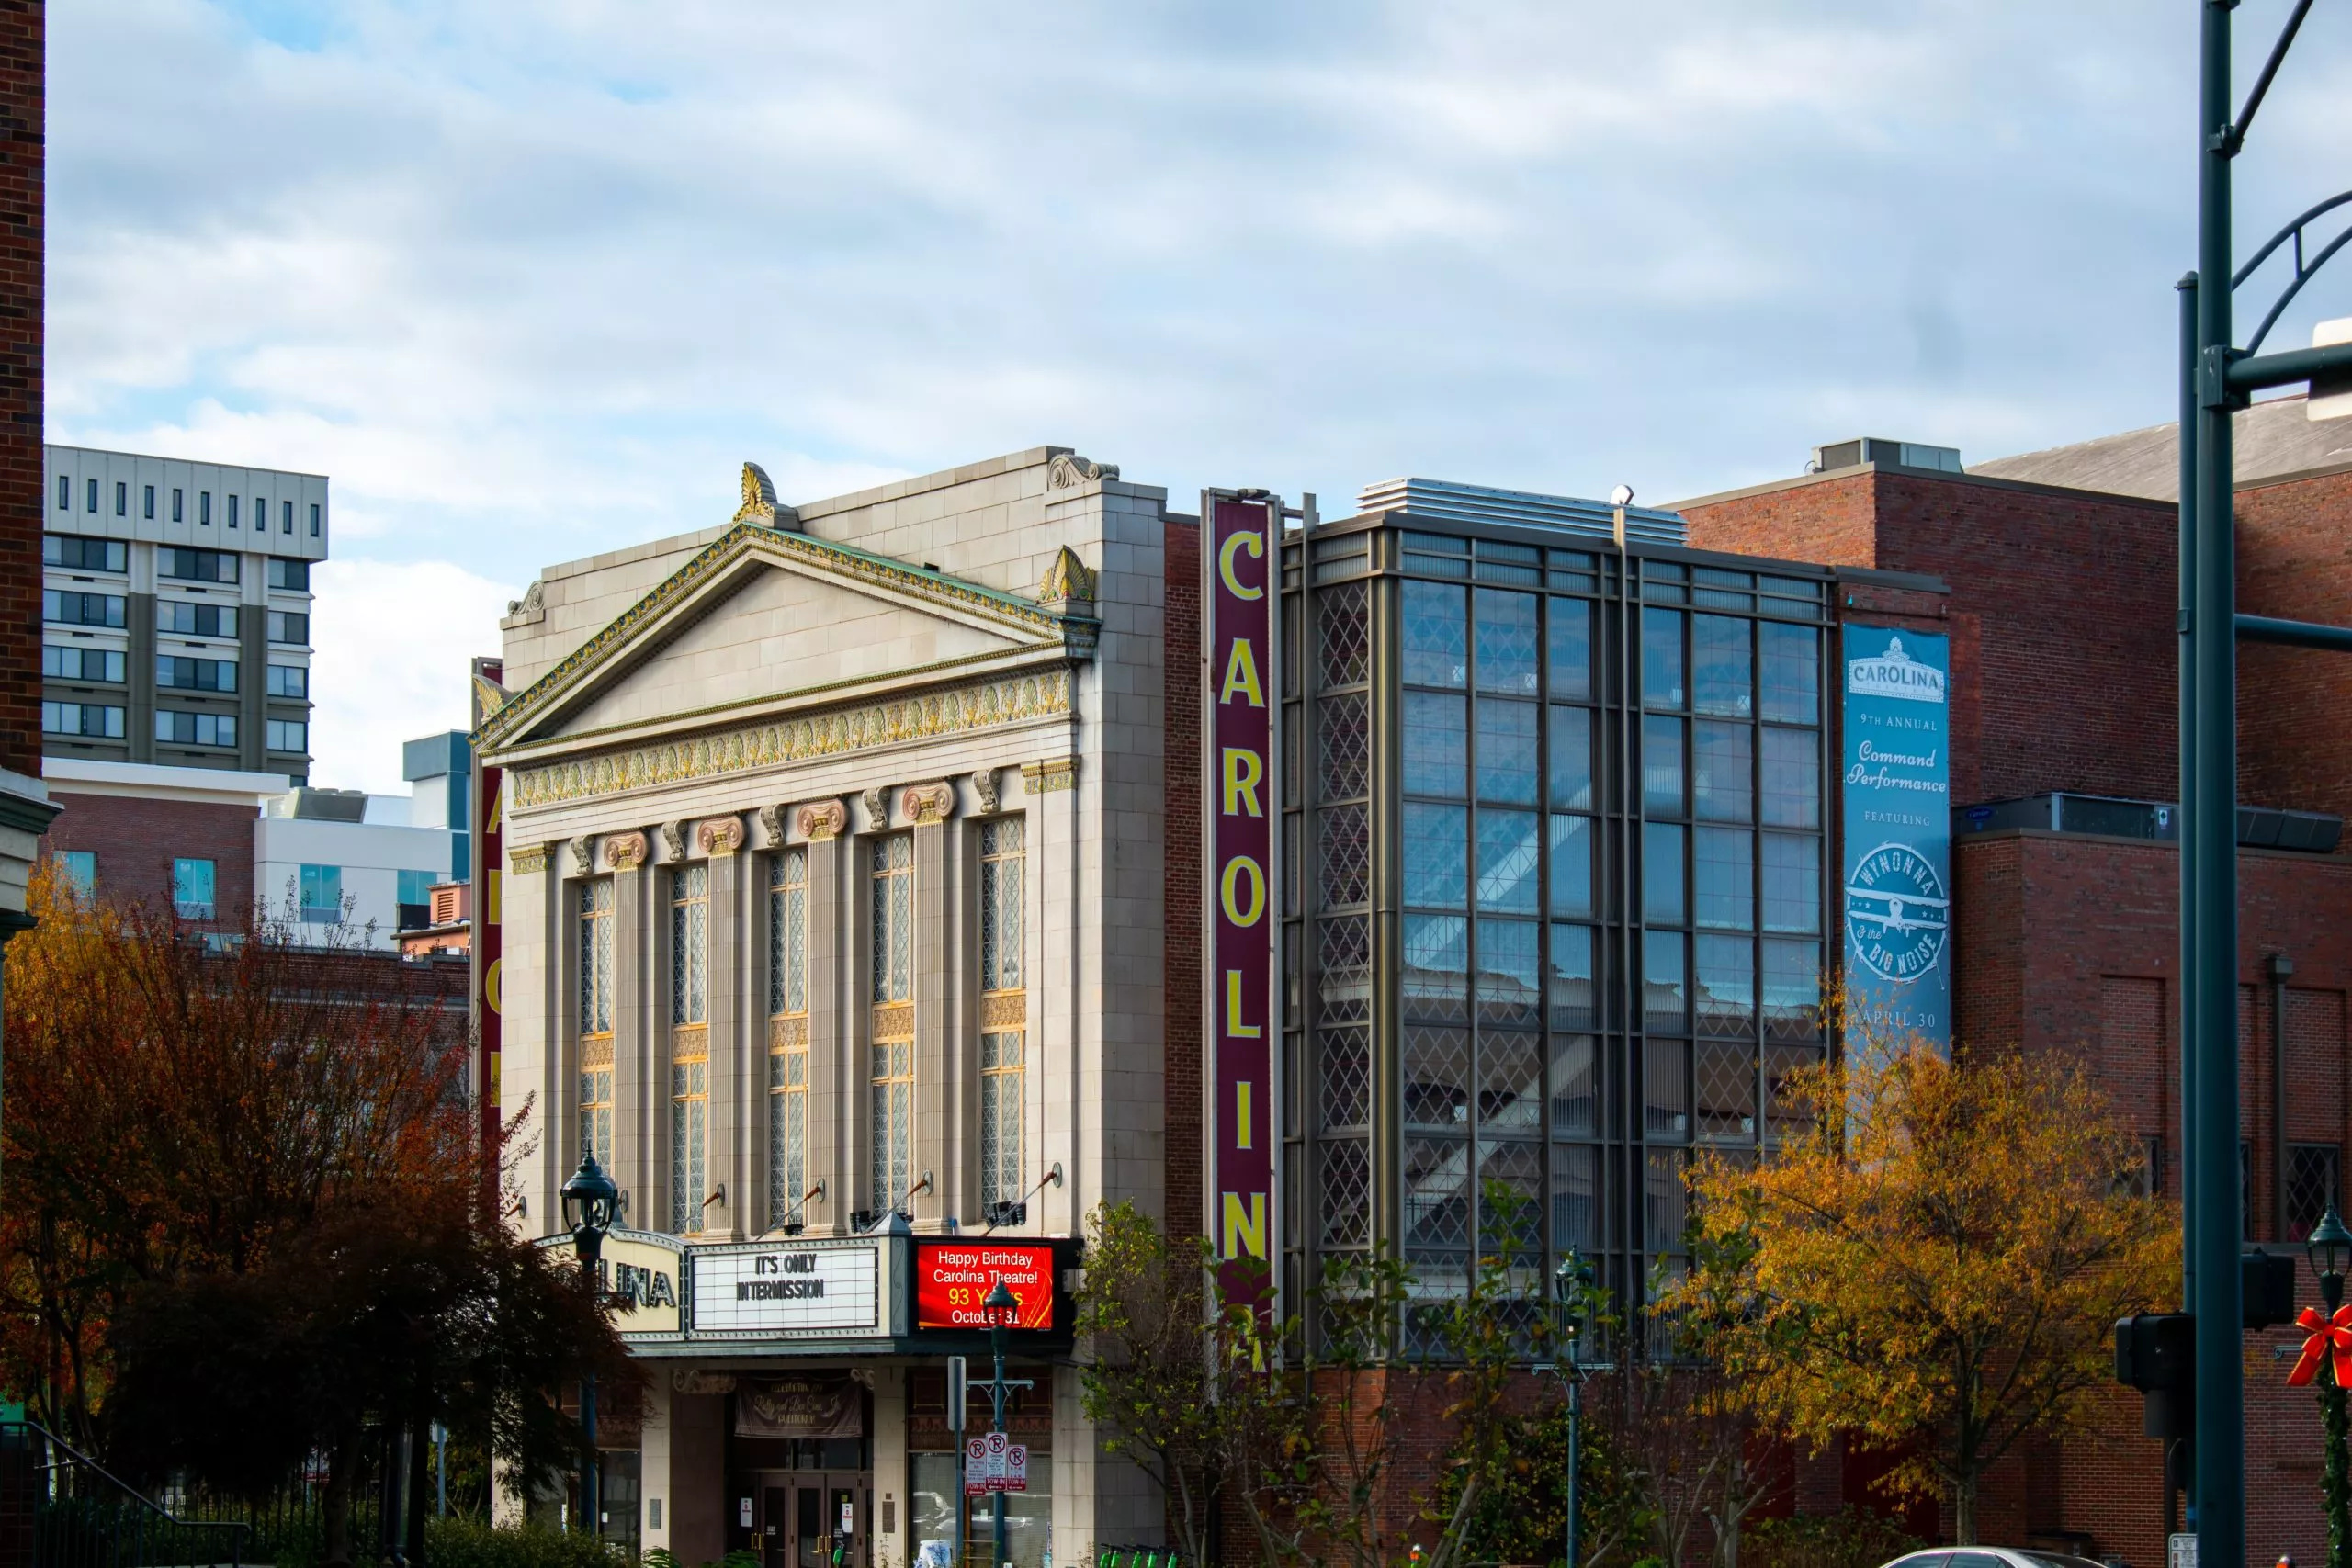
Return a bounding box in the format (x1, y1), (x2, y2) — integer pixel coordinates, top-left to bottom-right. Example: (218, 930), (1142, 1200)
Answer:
(579, 1227), (603, 1541)
(2177, 268), (2199, 1322)
(990, 1325), (1008, 1568)
(2191, 0), (2244, 1561)
(1563, 1375), (1579, 1568)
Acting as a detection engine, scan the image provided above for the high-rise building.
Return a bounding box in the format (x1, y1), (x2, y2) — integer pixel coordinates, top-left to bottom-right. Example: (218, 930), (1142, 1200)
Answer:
(39, 445), (326, 781)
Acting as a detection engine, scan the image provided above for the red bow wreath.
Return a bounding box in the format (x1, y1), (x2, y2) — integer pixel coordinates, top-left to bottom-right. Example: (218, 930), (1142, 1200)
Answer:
(2287, 1304), (2352, 1388)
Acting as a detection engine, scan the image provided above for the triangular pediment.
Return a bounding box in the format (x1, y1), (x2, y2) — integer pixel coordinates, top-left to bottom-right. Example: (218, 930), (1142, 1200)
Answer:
(478, 524), (1094, 754)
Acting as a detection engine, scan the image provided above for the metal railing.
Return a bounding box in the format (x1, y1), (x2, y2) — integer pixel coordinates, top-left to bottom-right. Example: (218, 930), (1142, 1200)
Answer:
(0, 1421), (249, 1568)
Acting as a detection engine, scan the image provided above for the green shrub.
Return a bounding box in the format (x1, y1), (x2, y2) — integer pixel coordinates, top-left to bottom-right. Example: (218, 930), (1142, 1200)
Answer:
(421, 1517), (634, 1568)
(1744, 1509), (1923, 1568)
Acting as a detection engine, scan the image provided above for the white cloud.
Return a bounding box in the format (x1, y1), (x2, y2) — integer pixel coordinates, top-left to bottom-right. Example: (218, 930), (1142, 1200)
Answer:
(306, 558), (517, 795)
(41, 0), (2352, 604)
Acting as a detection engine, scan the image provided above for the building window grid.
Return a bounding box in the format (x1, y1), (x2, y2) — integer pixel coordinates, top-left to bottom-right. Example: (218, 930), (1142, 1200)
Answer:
(979, 818), (1028, 1213)
(669, 863), (709, 1235)
(1368, 541), (1828, 1305)
(769, 850), (809, 1230)
(870, 836), (915, 1217)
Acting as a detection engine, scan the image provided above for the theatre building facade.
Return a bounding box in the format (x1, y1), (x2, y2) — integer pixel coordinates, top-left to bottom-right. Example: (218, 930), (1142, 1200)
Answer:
(480, 423), (2352, 1568)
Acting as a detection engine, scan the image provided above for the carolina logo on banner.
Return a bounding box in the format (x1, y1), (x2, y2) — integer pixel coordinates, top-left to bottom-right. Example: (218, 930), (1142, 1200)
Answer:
(1203, 491), (1281, 1321)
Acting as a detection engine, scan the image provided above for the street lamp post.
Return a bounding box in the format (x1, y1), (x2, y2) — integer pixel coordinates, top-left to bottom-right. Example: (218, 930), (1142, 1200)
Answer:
(984, 1280), (1019, 1568)
(2304, 1207), (2352, 1568)
(1539, 1251), (1592, 1568)
(561, 1156), (621, 1541)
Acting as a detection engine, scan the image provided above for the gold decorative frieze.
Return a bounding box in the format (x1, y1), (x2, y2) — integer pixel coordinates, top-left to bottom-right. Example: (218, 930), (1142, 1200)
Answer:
(697, 817), (746, 857)
(581, 1036), (616, 1069)
(797, 800), (847, 840)
(1037, 546), (1097, 606)
(902, 782), (954, 826)
(770, 1015), (810, 1051)
(606, 831), (650, 871)
(510, 843), (553, 875)
(871, 1002), (915, 1043)
(1022, 757), (1078, 794)
(508, 670), (1073, 809)
(981, 992), (1027, 1031)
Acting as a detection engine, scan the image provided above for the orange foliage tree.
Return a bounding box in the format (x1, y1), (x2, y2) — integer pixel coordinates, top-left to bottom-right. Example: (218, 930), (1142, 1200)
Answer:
(1657, 1043), (2175, 1544)
(0, 867), (623, 1563)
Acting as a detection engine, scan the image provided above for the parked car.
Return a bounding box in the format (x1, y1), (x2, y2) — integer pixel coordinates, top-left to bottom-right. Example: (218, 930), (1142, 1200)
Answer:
(1882, 1551), (2111, 1568)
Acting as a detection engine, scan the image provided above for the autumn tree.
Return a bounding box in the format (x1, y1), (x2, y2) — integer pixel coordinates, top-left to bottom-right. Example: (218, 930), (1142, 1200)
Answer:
(0, 866), (625, 1565)
(1657, 1043), (2175, 1543)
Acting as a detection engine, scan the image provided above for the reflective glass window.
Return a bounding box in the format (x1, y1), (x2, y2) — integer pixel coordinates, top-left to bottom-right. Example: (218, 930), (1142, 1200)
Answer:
(1763, 939), (1823, 1037)
(1694, 721), (1753, 822)
(1642, 607), (1685, 709)
(1403, 804), (1469, 908)
(1694, 828), (1755, 931)
(1643, 821), (1685, 926)
(1549, 705), (1594, 811)
(1762, 727), (1822, 828)
(1474, 589), (1540, 695)
(1549, 598), (1593, 700)
(1760, 624), (1820, 723)
(1644, 932), (1688, 1035)
(1643, 715), (1685, 816)
(1548, 923), (1597, 1033)
(1477, 699), (1540, 805)
(1693, 614), (1753, 716)
(1548, 815), (1594, 919)
(1762, 833), (1822, 934)
(1696, 935), (1756, 1034)
(1404, 581), (1468, 687)
(1476, 809), (1541, 915)
(1405, 692), (1467, 798)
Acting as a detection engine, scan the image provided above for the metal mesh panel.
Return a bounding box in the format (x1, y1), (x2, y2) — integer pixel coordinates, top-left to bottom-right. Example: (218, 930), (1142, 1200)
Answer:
(1404, 1024), (1471, 1130)
(1320, 1025), (1372, 1130)
(1319, 1140), (1373, 1247)
(1476, 1032), (1543, 1134)
(1406, 1136), (1472, 1248)
(1319, 693), (1370, 801)
(1319, 580), (1370, 687)
(1694, 1039), (1758, 1143)
(1320, 805), (1371, 910)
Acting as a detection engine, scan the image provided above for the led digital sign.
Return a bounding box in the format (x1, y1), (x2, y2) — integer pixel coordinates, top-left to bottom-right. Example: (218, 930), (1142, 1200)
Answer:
(912, 1242), (1057, 1332)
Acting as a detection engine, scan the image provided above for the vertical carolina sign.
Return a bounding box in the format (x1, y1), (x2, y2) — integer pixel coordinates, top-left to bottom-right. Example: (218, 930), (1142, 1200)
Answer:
(1840, 626), (1951, 1052)
(470, 659), (507, 1163)
(1204, 491), (1278, 1314)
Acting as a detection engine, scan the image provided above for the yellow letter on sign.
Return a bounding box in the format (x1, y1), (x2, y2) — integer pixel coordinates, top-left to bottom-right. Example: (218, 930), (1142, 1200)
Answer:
(1217, 530), (1265, 599)
(1221, 1191), (1268, 1260)
(1219, 639), (1265, 708)
(1221, 748), (1264, 817)
(1219, 857), (1265, 927)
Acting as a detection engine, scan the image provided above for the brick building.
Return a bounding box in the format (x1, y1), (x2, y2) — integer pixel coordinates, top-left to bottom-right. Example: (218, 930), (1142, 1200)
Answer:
(475, 413), (2351, 1568)
(1672, 397), (2352, 1568)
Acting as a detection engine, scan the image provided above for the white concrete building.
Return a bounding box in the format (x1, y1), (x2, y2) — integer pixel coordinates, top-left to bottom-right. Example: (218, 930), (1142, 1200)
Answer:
(479, 449), (1166, 1568)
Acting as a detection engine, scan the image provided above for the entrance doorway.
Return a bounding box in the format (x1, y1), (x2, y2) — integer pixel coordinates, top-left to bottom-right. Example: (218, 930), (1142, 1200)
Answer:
(754, 1472), (869, 1568)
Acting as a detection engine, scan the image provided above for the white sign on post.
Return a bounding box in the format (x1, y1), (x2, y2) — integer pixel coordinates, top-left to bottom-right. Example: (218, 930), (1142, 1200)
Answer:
(2169, 1535), (2197, 1568)
(1004, 1443), (1029, 1493)
(965, 1437), (990, 1496)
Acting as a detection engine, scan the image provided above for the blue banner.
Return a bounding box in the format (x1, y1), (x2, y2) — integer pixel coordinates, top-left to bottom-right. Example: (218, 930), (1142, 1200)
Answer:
(1840, 626), (1951, 1052)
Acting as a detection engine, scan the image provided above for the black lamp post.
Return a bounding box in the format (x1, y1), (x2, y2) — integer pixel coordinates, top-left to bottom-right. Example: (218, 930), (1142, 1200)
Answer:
(2310, 1204), (2352, 1568)
(561, 1156), (620, 1540)
(1544, 1252), (1592, 1568)
(985, 1280), (1019, 1568)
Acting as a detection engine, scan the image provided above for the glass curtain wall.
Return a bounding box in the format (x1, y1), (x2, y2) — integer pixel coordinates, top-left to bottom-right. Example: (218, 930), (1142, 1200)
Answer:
(1283, 524), (1831, 1325)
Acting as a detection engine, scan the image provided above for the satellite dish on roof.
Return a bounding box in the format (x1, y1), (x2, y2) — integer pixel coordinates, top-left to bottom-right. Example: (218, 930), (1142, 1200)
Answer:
(1610, 484), (1635, 507)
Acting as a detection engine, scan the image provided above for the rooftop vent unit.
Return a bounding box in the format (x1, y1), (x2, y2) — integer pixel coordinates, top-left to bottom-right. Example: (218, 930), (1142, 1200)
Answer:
(1811, 438), (1963, 475)
(1353, 477), (1688, 546)
(271, 786), (369, 823)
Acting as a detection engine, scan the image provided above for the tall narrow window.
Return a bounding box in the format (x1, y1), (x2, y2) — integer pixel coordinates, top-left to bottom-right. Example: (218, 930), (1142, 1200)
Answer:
(979, 818), (1027, 1215)
(769, 849), (810, 1230)
(578, 879), (616, 1168)
(870, 836), (914, 1216)
(670, 863), (709, 1234)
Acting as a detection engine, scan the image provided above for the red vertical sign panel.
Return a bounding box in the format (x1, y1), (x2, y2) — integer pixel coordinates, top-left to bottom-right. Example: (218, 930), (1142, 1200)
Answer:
(1204, 493), (1278, 1316)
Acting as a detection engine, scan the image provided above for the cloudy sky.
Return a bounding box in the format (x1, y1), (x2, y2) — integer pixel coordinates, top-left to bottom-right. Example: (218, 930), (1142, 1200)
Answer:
(47, 0), (2352, 792)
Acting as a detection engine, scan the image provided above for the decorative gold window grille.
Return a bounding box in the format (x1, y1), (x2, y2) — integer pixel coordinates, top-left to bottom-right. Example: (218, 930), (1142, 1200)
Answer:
(870, 835), (914, 1213)
(670, 862), (710, 1234)
(577, 878), (616, 1168)
(979, 818), (1026, 1212)
(769, 849), (809, 1230)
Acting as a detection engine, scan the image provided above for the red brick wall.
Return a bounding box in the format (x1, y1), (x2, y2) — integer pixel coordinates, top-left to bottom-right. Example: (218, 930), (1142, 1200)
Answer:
(40, 790), (258, 919)
(1685, 471), (2180, 806)
(2234, 466), (2352, 823)
(0, 1), (40, 776)
(1165, 516), (1203, 1242)
(1954, 829), (2352, 1567)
